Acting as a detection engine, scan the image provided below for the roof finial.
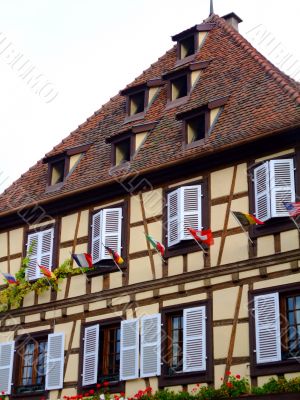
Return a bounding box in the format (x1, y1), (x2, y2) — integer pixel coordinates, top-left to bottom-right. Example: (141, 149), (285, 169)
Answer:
(209, 0), (214, 15)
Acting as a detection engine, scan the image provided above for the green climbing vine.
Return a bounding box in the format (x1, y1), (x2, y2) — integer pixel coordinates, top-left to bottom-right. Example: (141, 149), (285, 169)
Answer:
(0, 248), (92, 312)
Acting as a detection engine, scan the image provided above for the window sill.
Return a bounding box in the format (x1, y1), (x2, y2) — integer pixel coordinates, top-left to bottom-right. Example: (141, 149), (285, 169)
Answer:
(11, 390), (47, 399)
(250, 217), (296, 238)
(123, 112), (145, 124)
(185, 138), (207, 149)
(87, 262), (126, 277)
(166, 96), (189, 110)
(251, 358), (300, 377)
(159, 369), (212, 387)
(165, 239), (207, 258)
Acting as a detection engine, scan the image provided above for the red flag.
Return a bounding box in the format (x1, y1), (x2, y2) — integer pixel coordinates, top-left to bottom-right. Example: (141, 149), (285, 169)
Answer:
(188, 228), (214, 246)
(39, 265), (56, 280)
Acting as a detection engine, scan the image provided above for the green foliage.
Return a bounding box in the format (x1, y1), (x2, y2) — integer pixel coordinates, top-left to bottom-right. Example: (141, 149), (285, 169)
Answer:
(251, 376), (300, 395)
(0, 251), (92, 312)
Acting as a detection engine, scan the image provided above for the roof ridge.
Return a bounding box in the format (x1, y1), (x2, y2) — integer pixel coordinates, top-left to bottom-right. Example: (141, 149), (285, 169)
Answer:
(212, 14), (300, 106)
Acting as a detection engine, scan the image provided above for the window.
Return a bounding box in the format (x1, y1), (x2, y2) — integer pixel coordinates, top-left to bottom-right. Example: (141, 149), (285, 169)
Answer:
(0, 332), (65, 396)
(26, 227), (55, 281)
(15, 337), (47, 395)
(179, 35), (196, 59)
(100, 324), (121, 381)
(160, 302), (213, 386)
(50, 159), (65, 185)
(253, 158), (295, 222)
(167, 185), (202, 247)
(171, 75), (188, 100)
(90, 206), (123, 267)
(185, 113), (208, 144)
(115, 138), (131, 165)
(81, 315), (161, 391)
(250, 285), (300, 376)
(129, 91), (145, 116)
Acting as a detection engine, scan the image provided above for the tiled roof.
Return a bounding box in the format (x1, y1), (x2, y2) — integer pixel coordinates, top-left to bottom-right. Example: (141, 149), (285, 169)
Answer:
(1, 14), (299, 216)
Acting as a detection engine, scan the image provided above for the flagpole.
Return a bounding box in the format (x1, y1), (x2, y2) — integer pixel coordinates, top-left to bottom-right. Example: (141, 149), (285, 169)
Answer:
(230, 211), (254, 245)
(101, 243), (123, 273)
(144, 233), (167, 263)
(290, 216), (300, 233)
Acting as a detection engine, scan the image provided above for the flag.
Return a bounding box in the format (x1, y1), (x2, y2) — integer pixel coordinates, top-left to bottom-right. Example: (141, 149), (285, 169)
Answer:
(145, 234), (165, 256)
(283, 202), (300, 217)
(72, 253), (93, 268)
(188, 228), (214, 246)
(1, 272), (18, 285)
(104, 246), (124, 265)
(232, 211), (264, 227)
(39, 265), (56, 280)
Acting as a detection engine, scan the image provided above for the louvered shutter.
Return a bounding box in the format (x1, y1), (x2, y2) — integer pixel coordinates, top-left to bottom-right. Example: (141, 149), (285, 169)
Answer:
(269, 159), (295, 218)
(45, 332), (65, 390)
(26, 232), (40, 281)
(167, 189), (180, 247)
(0, 342), (14, 395)
(40, 228), (54, 274)
(140, 314), (161, 378)
(120, 319), (139, 380)
(82, 325), (99, 386)
(101, 208), (122, 260)
(183, 306), (206, 372)
(181, 186), (202, 240)
(254, 163), (271, 222)
(91, 211), (102, 263)
(254, 293), (281, 364)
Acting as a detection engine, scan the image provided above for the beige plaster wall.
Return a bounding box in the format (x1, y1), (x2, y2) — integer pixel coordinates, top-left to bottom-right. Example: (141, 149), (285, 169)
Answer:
(9, 228), (23, 254)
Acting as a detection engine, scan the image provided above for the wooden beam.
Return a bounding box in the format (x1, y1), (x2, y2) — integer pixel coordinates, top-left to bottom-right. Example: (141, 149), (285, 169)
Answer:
(217, 166), (238, 266)
(7, 232), (10, 274)
(65, 211), (82, 298)
(139, 192), (156, 280)
(224, 285), (243, 381)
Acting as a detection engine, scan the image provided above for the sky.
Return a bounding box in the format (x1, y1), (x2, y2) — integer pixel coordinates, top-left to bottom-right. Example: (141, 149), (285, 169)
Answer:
(0, 0), (299, 194)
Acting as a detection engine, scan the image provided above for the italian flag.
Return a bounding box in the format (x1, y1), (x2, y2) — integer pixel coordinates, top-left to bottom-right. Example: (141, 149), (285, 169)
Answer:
(146, 234), (165, 256)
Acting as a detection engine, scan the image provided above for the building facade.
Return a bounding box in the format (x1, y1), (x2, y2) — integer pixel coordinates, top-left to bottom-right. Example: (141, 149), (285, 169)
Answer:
(0, 10), (300, 400)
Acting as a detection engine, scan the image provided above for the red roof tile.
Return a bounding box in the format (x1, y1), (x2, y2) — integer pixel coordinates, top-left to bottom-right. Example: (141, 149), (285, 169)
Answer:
(0, 14), (299, 216)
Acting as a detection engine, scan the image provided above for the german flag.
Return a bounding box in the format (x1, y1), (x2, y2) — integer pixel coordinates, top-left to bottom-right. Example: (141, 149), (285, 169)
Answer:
(232, 211), (264, 227)
(104, 246), (124, 265)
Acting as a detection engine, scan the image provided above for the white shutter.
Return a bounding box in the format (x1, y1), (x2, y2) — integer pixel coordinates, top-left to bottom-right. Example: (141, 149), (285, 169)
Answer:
(140, 314), (161, 378)
(45, 332), (65, 390)
(26, 232), (40, 281)
(269, 159), (295, 217)
(40, 228), (54, 272)
(181, 185), (202, 240)
(82, 325), (99, 386)
(254, 293), (281, 364)
(120, 319), (139, 380)
(91, 211), (102, 263)
(0, 342), (14, 395)
(254, 163), (271, 222)
(101, 208), (122, 260)
(167, 189), (180, 247)
(183, 306), (206, 372)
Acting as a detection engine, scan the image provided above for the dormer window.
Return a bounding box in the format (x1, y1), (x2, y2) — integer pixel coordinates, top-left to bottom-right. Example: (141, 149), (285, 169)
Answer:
(171, 75), (188, 101)
(172, 23), (215, 64)
(186, 113), (208, 143)
(179, 35), (196, 59)
(43, 143), (91, 190)
(115, 137), (131, 166)
(129, 91), (145, 116)
(50, 159), (66, 185)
